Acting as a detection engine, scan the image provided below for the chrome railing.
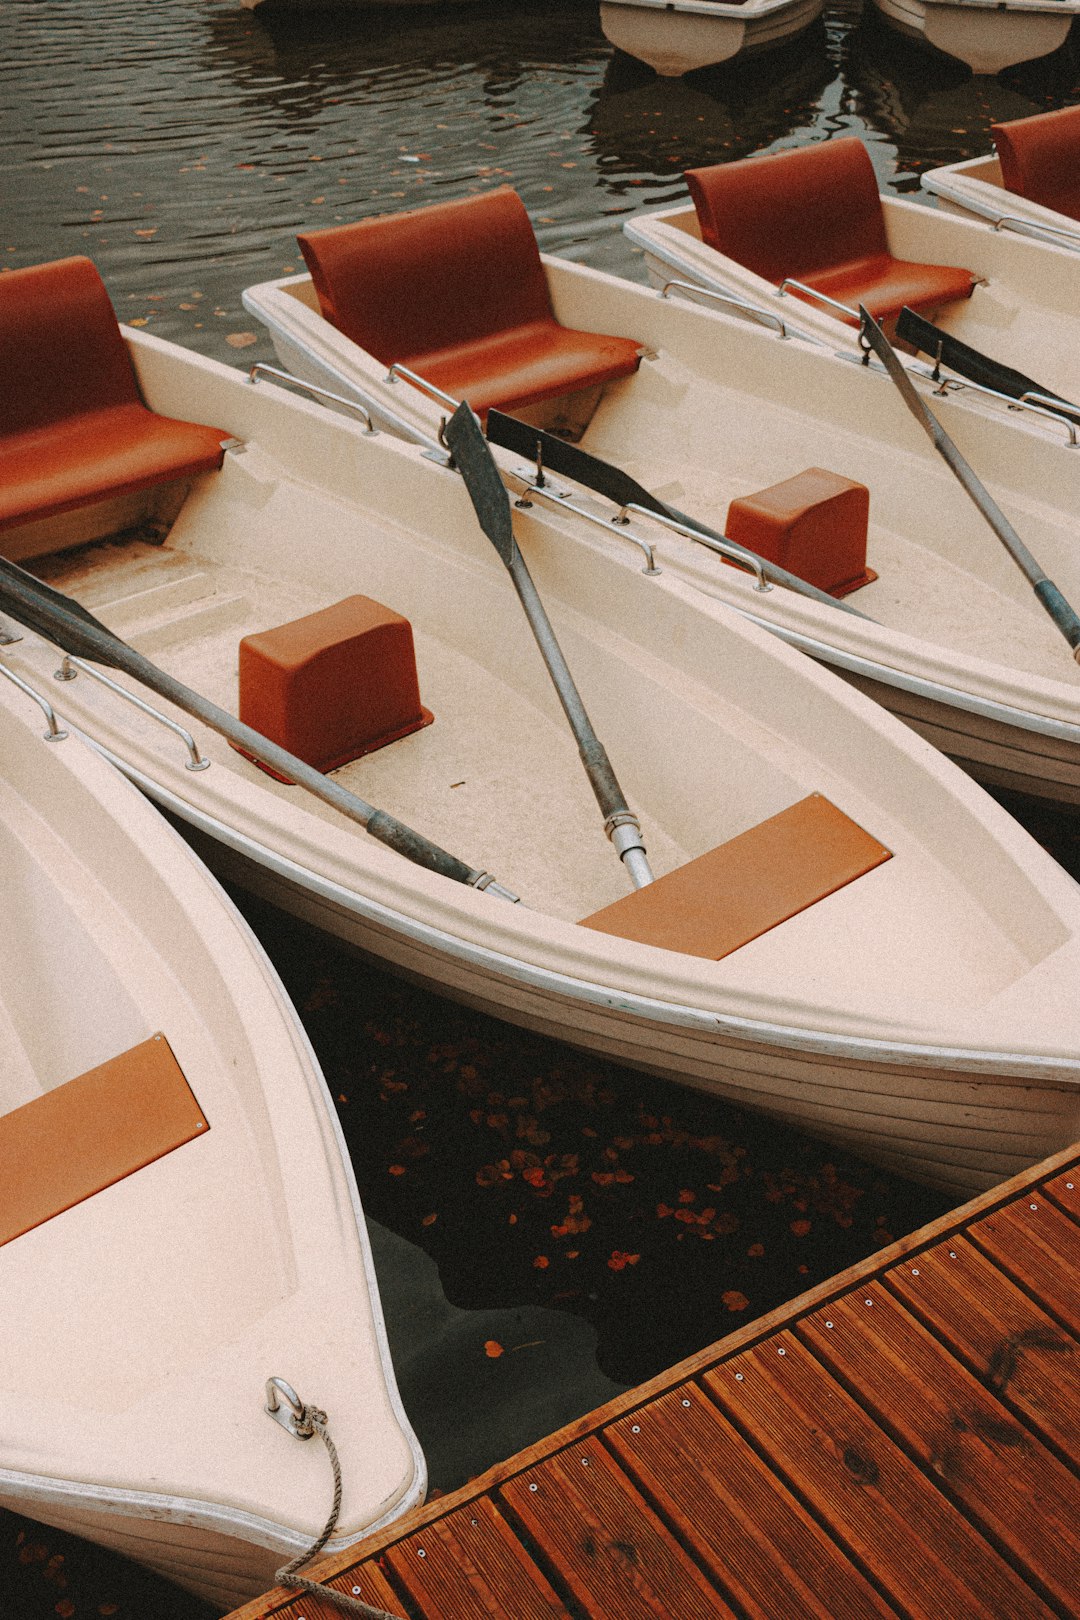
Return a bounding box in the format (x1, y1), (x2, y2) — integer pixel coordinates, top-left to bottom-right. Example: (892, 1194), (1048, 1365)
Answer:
(0, 661), (67, 740)
(248, 363), (377, 433)
(777, 278), (858, 320)
(55, 657), (210, 769)
(659, 279), (789, 338)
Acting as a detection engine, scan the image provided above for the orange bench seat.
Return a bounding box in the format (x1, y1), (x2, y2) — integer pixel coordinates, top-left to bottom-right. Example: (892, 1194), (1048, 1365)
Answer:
(297, 188), (642, 420)
(0, 256), (228, 534)
(685, 139), (977, 328)
(992, 105), (1080, 223)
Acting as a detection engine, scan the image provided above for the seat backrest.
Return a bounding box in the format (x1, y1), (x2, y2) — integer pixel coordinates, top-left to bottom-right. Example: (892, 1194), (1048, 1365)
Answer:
(297, 187), (556, 366)
(992, 105), (1080, 223)
(0, 256), (141, 440)
(684, 138), (888, 286)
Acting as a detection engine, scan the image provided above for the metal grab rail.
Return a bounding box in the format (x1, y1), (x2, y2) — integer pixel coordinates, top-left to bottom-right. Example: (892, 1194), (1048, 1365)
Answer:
(777, 278), (859, 321)
(929, 376), (1079, 447)
(54, 656), (211, 770)
(512, 478), (660, 574)
(1021, 390), (1080, 430)
(248, 363), (377, 434)
(837, 347), (1080, 447)
(992, 213), (1080, 251)
(659, 279), (789, 339)
(616, 502), (773, 592)
(385, 364), (461, 412)
(0, 660), (67, 740)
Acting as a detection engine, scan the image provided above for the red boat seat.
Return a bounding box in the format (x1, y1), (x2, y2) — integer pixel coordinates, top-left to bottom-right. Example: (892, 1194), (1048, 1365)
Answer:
(0, 256), (228, 534)
(992, 105), (1080, 223)
(297, 188), (642, 419)
(684, 139), (977, 328)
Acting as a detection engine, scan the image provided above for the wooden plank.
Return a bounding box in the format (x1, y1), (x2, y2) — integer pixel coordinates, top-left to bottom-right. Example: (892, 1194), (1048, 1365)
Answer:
(250, 1556), (405, 1620)
(799, 1284), (1080, 1612)
(703, 1331), (1053, 1620)
(606, 1383), (896, 1620)
(383, 1495), (569, 1618)
(969, 1193), (1080, 1333)
(499, 1432), (737, 1619)
(884, 1235), (1080, 1462)
(1042, 1168), (1080, 1210)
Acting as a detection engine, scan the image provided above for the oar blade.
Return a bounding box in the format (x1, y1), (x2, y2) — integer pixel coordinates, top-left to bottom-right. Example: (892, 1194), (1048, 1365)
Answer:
(486, 409), (667, 518)
(0, 555), (128, 672)
(443, 401), (518, 567)
(896, 306), (1077, 414)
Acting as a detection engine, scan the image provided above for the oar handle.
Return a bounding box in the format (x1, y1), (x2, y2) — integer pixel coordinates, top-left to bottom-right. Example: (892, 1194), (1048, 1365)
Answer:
(1034, 581), (1080, 662)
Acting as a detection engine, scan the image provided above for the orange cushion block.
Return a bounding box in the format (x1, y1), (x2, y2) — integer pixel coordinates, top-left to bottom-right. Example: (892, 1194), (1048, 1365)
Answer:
(685, 139), (976, 326)
(0, 1034), (208, 1248)
(298, 188), (641, 419)
(0, 256), (227, 532)
(993, 105), (1080, 223)
(238, 594), (434, 776)
(580, 794), (891, 960)
(725, 467), (876, 598)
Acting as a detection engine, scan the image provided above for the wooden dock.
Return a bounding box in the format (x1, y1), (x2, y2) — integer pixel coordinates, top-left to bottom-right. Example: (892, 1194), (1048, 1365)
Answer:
(225, 1144), (1080, 1620)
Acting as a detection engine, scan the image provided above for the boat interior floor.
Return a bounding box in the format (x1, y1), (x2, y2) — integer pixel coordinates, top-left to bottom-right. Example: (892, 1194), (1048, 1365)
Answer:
(31, 536), (689, 923)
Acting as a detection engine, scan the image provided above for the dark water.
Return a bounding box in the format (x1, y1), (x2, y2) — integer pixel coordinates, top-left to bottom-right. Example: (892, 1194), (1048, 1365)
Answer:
(4, 2), (1080, 1615)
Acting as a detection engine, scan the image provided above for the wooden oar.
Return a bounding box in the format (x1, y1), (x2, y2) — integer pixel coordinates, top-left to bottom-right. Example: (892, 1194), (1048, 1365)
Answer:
(442, 401), (654, 890)
(859, 306), (1080, 664)
(0, 555), (520, 899)
(485, 410), (871, 620)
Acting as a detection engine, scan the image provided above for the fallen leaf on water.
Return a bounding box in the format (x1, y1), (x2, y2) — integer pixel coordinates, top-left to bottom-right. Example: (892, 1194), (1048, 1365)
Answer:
(226, 331), (258, 348)
(134, 228), (157, 239)
(790, 1218), (811, 1237)
(129, 316), (149, 327)
(484, 1339), (504, 1358)
(722, 1290), (749, 1311)
(388, 1164), (406, 1177)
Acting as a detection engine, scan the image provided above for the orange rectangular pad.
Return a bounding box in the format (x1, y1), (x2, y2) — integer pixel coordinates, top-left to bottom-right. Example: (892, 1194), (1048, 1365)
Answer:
(580, 794), (891, 960)
(0, 1033), (208, 1248)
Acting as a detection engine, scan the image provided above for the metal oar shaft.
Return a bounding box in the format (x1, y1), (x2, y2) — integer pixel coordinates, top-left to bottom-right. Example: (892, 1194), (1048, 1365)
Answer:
(860, 307), (1080, 663)
(443, 401), (652, 889)
(0, 559), (516, 897)
(506, 549), (653, 888)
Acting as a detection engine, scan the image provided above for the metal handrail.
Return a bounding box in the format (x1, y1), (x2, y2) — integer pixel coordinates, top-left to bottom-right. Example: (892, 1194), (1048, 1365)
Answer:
(777, 278), (858, 320)
(54, 656), (211, 769)
(248, 363), (377, 433)
(929, 375), (1079, 446)
(0, 660), (67, 740)
(386, 364), (461, 411)
(513, 479), (659, 574)
(659, 279), (789, 338)
(616, 502), (772, 591)
(1020, 390), (1080, 430)
(992, 213), (1080, 251)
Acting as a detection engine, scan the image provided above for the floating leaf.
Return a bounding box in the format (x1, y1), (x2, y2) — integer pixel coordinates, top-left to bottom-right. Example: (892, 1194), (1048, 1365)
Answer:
(722, 1290), (749, 1311)
(484, 1339), (504, 1358)
(225, 331), (257, 348)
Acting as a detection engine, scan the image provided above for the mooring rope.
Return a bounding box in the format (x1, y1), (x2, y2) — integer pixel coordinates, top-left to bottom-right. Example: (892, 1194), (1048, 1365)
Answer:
(272, 1396), (405, 1620)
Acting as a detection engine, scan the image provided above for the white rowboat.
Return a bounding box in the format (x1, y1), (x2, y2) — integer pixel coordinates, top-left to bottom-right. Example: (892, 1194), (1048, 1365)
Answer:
(623, 138), (1080, 421)
(598, 0), (824, 77)
(242, 187), (1080, 808)
(5, 255), (1080, 1204)
(866, 0), (1080, 73)
(0, 667), (425, 1610)
(922, 104), (1080, 254)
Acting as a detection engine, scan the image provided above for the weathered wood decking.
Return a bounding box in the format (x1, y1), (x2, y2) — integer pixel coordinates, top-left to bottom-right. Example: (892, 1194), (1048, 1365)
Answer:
(226, 1144), (1080, 1620)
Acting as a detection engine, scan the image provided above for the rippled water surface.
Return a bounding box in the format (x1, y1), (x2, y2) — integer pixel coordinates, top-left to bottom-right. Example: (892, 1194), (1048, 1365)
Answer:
(4, 3), (1080, 1617)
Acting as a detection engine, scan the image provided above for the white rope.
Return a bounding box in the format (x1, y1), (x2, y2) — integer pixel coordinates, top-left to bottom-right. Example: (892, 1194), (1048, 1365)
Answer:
(273, 1400), (405, 1620)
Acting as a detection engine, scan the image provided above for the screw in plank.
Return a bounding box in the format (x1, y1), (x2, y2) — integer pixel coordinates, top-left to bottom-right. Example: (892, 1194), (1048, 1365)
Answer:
(825, 1321), (834, 1329)
(529, 1483), (538, 1492)
(631, 1424), (641, 1433)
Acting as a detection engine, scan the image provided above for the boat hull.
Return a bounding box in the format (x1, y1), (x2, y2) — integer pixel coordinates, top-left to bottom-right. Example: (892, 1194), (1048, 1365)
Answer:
(868, 0), (1077, 71)
(598, 0), (823, 75)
